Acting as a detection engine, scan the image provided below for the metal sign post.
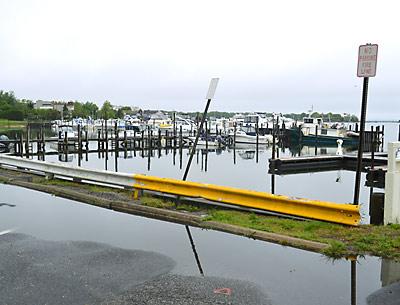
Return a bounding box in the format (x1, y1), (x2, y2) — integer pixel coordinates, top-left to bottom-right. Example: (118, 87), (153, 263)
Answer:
(181, 78), (219, 277)
(182, 78), (219, 181)
(353, 44), (378, 205)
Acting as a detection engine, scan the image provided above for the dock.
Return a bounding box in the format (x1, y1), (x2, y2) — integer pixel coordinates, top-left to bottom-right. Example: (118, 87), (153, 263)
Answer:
(269, 153), (388, 175)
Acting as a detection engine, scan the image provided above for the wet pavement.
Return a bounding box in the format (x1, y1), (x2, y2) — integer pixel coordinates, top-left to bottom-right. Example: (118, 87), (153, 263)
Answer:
(0, 233), (270, 305)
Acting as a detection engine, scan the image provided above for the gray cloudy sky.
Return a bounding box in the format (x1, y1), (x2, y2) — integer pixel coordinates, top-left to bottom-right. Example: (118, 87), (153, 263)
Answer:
(0, 0), (399, 119)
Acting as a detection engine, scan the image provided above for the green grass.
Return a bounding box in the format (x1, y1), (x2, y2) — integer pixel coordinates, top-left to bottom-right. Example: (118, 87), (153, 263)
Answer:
(141, 196), (175, 209)
(141, 195), (202, 212)
(0, 119), (27, 128)
(40, 178), (131, 196)
(176, 203), (201, 212)
(323, 241), (348, 258)
(204, 210), (400, 259)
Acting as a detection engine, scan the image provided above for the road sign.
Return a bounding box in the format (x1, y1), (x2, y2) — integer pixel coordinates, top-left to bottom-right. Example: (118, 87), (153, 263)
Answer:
(206, 78), (219, 99)
(353, 43), (378, 205)
(357, 44), (378, 77)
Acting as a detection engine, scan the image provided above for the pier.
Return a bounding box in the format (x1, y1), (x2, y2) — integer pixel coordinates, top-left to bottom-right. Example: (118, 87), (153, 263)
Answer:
(269, 153), (388, 175)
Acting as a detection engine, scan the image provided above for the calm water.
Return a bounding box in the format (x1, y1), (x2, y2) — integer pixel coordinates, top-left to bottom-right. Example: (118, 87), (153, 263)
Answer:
(1, 122), (399, 304)
(39, 123), (399, 219)
(0, 183), (394, 305)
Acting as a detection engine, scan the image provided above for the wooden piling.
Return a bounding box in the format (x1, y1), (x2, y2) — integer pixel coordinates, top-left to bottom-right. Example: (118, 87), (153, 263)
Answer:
(25, 125), (30, 158)
(64, 131), (69, 158)
(376, 126), (380, 153)
(173, 112), (177, 148)
(233, 122), (237, 149)
(85, 131), (88, 152)
(256, 118), (259, 163)
(36, 131), (41, 156)
(78, 125), (82, 166)
(124, 130), (127, 159)
(205, 121), (209, 150)
(105, 120), (109, 169)
(42, 127), (46, 156)
(97, 130), (101, 157)
(19, 134), (24, 157)
(371, 126), (375, 169)
(179, 125), (183, 169)
(114, 122), (119, 156)
(272, 117), (276, 160)
(398, 124), (400, 141)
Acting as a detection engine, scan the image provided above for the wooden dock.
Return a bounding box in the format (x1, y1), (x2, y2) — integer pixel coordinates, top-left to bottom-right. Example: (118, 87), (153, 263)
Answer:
(269, 153), (388, 175)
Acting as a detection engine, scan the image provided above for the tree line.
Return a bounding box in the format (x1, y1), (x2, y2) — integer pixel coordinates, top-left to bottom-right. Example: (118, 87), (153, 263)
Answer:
(0, 91), (135, 121)
(1, 90), (359, 122)
(284, 112), (359, 122)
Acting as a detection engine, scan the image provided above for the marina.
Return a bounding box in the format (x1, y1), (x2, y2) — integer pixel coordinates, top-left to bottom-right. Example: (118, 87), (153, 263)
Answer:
(1, 2), (400, 304)
(1, 103), (400, 305)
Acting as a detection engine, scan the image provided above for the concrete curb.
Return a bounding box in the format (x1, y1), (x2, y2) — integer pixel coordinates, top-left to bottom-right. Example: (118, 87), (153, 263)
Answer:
(0, 170), (329, 254)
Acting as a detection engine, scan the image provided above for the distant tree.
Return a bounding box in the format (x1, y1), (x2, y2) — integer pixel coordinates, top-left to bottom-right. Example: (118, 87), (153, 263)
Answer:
(83, 102), (99, 119)
(72, 102), (85, 118)
(114, 106), (132, 118)
(62, 104), (70, 120)
(29, 109), (61, 121)
(350, 115), (359, 122)
(99, 100), (116, 119)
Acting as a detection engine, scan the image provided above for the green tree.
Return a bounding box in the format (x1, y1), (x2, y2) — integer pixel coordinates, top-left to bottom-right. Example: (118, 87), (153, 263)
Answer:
(72, 102), (85, 118)
(99, 100), (116, 119)
(72, 101), (99, 118)
(83, 102), (99, 119)
(62, 104), (70, 120)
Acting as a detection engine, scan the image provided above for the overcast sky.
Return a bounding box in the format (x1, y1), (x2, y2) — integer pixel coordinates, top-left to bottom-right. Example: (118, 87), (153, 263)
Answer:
(0, 0), (399, 119)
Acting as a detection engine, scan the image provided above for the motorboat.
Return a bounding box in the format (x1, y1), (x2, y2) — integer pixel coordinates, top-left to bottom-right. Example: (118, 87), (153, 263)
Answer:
(286, 117), (359, 146)
(229, 126), (274, 145)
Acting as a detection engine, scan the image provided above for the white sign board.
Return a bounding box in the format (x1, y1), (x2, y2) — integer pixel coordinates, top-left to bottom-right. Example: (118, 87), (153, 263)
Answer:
(357, 44), (378, 77)
(206, 78), (219, 99)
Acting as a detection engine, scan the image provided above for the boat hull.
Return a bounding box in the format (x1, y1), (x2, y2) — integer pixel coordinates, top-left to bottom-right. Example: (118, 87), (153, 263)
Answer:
(233, 134), (272, 145)
(285, 128), (358, 146)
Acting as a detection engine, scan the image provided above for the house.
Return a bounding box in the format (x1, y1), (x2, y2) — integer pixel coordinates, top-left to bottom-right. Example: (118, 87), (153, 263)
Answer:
(34, 100), (74, 112)
(34, 100), (53, 110)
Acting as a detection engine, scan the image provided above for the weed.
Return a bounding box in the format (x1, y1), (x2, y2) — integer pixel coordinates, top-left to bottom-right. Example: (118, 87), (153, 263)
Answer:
(323, 241), (348, 258)
(141, 196), (175, 209)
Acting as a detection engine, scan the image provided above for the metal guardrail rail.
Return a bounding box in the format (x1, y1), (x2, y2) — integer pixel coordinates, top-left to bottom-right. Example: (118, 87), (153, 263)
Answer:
(0, 155), (360, 225)
(0, 155), (133, 187)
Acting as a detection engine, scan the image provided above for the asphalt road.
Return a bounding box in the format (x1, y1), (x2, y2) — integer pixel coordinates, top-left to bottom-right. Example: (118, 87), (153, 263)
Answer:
(0, 233), (271, 305)
(367, 281), (400, 305)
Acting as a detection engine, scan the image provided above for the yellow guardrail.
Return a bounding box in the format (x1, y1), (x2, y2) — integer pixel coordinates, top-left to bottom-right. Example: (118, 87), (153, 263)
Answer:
(133, 174), (360, 226)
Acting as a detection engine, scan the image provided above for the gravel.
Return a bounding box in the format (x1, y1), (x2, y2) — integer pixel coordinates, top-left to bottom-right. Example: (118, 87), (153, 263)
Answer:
(101, 274), (271, 305)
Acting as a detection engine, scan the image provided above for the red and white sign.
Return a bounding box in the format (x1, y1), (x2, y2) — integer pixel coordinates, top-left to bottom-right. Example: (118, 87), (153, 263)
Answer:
(357, 44), (378, 77)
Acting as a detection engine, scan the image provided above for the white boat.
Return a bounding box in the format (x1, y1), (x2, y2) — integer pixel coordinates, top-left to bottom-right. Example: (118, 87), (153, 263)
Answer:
(49, 125), (78, 151)
(52, 125), (78, 139)
(233, 130), (273, 144)
(229, 126), (274, 145)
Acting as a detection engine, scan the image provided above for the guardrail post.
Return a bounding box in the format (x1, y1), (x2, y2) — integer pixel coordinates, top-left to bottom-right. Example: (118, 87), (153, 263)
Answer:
(45, 172), (54, 180)
(133, 188), (143, 200)
(384, 142), (400, 224)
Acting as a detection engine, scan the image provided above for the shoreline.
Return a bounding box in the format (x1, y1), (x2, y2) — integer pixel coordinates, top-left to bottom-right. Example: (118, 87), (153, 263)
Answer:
(0, 166), (399, 259)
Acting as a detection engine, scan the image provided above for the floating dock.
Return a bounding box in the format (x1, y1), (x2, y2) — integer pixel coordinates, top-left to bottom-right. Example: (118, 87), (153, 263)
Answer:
(269, 153), (388, 175)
